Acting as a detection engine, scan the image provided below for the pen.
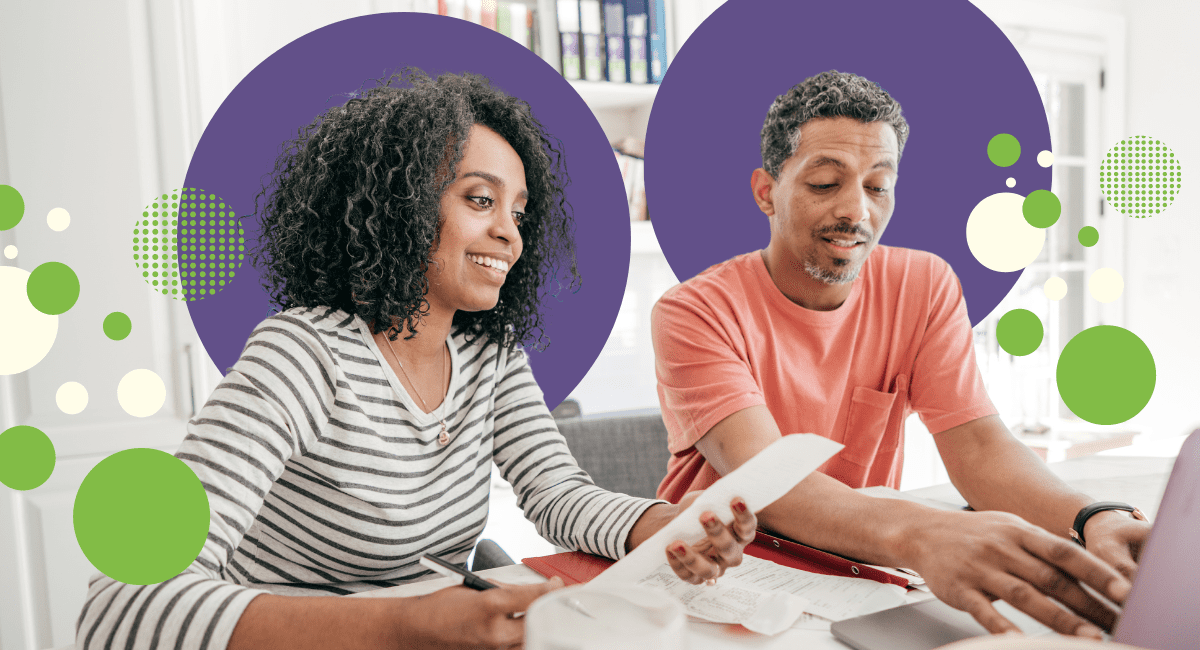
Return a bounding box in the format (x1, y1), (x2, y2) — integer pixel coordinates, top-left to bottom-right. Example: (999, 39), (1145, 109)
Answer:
(419, 553), (598, 620)
(419, 554), (499, 591)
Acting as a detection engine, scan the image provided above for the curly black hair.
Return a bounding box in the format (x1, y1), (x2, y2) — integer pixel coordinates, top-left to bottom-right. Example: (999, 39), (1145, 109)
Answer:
(761, 70), (909, 178)
(252, 68), (578, 350)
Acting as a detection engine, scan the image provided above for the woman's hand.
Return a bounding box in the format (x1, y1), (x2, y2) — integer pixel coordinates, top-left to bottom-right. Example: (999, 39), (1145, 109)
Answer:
(403, 577), (564, 649)
(628, 492), (758, 585)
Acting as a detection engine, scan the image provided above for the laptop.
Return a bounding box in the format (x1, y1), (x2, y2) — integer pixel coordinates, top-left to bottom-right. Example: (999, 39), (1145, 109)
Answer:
(832, 430), (1199, 650)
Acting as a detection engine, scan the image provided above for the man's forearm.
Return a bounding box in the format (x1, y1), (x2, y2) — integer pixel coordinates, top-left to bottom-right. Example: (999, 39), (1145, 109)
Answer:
(935, 416), (1093, 538)
(755, 470), (941, 569)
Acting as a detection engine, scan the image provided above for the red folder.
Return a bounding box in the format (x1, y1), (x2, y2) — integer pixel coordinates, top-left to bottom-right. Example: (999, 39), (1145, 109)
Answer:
(522, 530), (912, 589)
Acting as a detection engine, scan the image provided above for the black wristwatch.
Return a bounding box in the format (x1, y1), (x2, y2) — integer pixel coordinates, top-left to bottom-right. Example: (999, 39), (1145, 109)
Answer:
(1070, 501), (1147, 547)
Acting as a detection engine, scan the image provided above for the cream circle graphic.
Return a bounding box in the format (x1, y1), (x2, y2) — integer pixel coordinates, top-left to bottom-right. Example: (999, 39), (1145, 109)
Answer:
(1089, 267), (1124, 303)
(56, 381), (89, 414)
(1006, 178), (1016, 188)
(1037, 150), (1054, 167)
(47, 208), (70, 232)
(3, 245), (15, 259)
(1044, 276), (1068, 301)
(0, 266), (59, 375)
(117, 369), (167, 418)
(965, 192), (1047, 272)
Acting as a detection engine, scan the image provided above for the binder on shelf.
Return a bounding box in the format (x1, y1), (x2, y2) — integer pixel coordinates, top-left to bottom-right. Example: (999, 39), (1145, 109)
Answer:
(498, 2), (531, 48)
(579, 0), (606, 82)
(479, 0), (497, 29)
(528, 6), (540, 56)
(624, 0), (649, 83)
(497, 2), (512, 37)
(438, 0), (466, 18)
(647, 0), (668, 82)
(602, 0), (626, 83)
(557, 0), (583, 80)
(464, 0), (482, 24)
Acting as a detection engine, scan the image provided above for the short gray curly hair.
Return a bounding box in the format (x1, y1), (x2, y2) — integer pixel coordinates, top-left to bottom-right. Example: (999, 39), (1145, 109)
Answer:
(760, 70), (909, 178)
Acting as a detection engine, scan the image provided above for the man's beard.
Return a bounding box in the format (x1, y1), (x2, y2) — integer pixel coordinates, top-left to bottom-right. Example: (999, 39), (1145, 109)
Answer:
(803, 251), (862, 285)
(803, 222), (872, 284)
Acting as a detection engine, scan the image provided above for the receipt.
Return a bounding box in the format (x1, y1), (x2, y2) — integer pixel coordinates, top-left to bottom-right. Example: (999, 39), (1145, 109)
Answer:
(592, 434), (843, 586)
(723, 555), (907, 621)
(636, 564), (809, 635)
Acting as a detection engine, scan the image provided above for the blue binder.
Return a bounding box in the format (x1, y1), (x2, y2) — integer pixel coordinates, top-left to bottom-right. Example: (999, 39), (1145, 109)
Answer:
(647, 0), (667, 82)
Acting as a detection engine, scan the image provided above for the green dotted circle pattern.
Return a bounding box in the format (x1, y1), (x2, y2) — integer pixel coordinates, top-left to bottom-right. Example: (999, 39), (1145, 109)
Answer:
(133, 188), (245, 301)
(1101, 135), (1182, 218)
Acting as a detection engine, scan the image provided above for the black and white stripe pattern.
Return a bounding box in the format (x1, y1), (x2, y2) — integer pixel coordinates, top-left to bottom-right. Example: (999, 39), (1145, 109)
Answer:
(77, 306), (658, 650)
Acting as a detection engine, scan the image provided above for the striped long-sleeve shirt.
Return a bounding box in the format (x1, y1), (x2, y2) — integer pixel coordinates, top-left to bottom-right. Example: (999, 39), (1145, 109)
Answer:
(76, 306), (660, 650)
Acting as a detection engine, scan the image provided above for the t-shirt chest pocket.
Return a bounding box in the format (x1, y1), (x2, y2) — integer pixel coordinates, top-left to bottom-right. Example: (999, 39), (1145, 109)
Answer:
(839, 375), (908, 468)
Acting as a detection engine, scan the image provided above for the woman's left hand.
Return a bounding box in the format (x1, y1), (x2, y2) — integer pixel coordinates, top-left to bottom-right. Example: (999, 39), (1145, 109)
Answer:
(665, 492), (757, 584)
(626, 492), (758, 585)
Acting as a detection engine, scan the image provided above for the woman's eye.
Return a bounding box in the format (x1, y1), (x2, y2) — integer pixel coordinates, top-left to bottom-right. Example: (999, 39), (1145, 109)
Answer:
(468, 195), (494, 208)
(512, 211), (526, 226)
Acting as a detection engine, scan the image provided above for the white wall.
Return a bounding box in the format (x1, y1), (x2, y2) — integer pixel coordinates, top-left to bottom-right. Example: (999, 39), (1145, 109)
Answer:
(1121, 0), (1200, 440)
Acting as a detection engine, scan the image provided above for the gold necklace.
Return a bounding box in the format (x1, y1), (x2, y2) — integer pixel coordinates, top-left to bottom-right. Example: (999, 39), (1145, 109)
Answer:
(385, 335), (450, 446)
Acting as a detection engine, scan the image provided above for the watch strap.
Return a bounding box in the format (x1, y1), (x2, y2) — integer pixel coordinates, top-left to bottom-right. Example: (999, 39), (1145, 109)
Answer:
(1069, 501), (1147, 547)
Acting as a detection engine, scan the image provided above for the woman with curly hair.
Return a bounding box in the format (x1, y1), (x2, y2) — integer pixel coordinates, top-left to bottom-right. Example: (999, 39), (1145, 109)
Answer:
(77, 69), (756, 650)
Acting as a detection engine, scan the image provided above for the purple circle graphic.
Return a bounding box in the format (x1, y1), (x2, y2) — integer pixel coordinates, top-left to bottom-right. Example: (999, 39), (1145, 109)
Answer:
(646, 0), (1050, 326)
(184, 13), (629, 408)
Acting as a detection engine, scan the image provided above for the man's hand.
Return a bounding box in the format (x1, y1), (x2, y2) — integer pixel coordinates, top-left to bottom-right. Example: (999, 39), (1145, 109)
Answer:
(906, 510), (1131, 639)
(1082, 510), (1152, 580)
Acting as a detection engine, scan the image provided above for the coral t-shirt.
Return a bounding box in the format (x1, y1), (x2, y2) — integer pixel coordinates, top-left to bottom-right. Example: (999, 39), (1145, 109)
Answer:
(652, 246), (997, 503)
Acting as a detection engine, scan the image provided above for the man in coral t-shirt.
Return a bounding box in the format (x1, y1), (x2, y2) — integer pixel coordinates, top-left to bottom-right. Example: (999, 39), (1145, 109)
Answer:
(652, 71), (1150, 639)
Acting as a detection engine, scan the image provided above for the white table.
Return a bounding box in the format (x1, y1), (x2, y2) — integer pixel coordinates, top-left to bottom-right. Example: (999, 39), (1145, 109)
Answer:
(354, 455), (1174, 649)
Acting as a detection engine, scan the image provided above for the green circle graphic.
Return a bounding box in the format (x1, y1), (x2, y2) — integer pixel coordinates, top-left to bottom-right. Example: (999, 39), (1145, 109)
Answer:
(0, 425), (56, 490)
(987, 133), (1021, 167)
(1100, 135), (1183, 218)
(73, 448), (209, 585)
(103, 312), (132, 340)
(1078, 226), (1099, 247)
(1057, 325), (1155, 425)
(27, 261), (80, 315)
(0, 184), (24, 231)
(1022, 190), (1061, 228)
(135, 189), (245, 301)
(996, 309), (1043, 356)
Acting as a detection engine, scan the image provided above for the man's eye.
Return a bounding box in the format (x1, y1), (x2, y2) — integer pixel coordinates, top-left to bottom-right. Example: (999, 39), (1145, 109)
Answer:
(809, 184), (836, 191)
(468, 195), (494, 208)
(867, 186), (889, 194)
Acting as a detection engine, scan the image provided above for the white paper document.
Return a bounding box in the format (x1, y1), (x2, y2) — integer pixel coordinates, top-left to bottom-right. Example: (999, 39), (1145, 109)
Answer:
(636, 564), (809, 635)
(722, 555), (907, 621)
(591, 434), (843, 587)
